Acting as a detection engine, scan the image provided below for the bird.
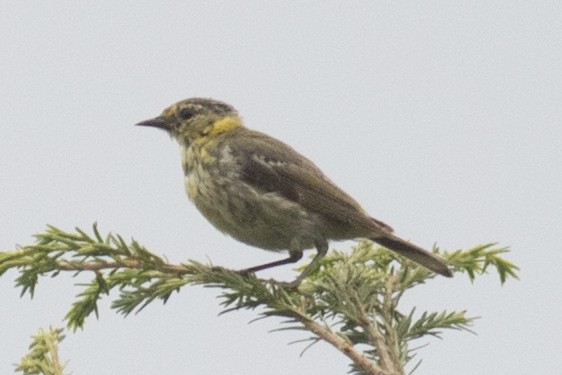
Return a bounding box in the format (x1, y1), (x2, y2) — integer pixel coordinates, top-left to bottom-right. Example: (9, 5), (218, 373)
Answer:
(136, 97), (452, 285)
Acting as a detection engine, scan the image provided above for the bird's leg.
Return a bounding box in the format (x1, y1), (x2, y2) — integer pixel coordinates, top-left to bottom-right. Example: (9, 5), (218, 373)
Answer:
(239, 240), (329, 288)
(240, 250), (303, 274)
(288, 240), (329, 287)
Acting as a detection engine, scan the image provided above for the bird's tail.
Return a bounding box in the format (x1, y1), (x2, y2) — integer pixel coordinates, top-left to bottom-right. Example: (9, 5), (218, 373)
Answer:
(371, 234), (453, 277)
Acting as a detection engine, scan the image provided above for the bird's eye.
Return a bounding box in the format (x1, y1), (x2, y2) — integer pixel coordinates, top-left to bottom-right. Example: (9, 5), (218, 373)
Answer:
(179, 108), (197, 120)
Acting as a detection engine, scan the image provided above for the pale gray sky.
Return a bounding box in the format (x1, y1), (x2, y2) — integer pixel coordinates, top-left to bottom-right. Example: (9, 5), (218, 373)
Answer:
(1, 2), (561, 374)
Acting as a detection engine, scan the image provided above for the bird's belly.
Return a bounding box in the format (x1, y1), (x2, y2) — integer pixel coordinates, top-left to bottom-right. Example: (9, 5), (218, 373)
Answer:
(184, 170), (321, 252)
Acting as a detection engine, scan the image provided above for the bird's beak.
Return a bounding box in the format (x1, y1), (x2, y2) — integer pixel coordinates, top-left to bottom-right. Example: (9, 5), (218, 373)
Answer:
(135, 116), (171, 131)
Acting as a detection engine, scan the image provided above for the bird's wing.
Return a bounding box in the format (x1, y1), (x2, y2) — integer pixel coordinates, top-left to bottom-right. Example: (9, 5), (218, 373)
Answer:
(225, 129), (451, 277)
(227, 129), (391, 233)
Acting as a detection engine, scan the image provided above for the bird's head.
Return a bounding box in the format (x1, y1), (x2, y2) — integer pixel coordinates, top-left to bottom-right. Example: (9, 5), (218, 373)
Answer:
(136, 98), (242, 147)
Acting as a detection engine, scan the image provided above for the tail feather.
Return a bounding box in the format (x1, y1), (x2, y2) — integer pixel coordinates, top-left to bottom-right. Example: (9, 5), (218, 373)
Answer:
(372, 235), (453, 277)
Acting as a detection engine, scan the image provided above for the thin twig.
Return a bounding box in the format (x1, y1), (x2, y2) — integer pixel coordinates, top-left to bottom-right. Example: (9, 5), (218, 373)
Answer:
(45, 331), (64, 375)
(292, 310), (388, 375)
(354, 291), (400, 375)
(383, 276), (402, 372)
(56, 260), (187, 274)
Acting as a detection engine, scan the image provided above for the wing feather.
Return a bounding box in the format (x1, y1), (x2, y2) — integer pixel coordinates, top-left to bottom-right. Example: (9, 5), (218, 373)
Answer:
(227, 129), (391, 234)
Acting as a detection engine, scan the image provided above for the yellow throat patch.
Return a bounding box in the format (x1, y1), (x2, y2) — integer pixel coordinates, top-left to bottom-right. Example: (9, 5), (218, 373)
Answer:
(205, 116), (242, 137)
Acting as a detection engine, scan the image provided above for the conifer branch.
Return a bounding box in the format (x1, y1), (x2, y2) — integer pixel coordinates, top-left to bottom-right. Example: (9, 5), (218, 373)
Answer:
(15, 327), (67, 375)
(1, 224), (519, 374)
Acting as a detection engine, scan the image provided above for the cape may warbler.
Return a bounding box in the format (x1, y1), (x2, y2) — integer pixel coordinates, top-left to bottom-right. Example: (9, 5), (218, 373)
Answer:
(137, 98), (452, 285)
